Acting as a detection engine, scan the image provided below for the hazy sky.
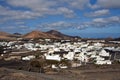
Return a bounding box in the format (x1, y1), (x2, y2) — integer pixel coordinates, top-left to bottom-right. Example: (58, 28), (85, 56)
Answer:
(0, 0), (120, 38)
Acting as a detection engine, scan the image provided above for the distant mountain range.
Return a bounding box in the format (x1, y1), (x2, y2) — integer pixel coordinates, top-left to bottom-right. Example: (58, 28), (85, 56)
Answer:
(0, 30), (119, 41)
(0, 30), (80, 40)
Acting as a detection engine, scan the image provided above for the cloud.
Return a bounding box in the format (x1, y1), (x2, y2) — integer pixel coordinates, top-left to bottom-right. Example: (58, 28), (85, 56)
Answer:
(0, 0), (120, 33)
(5, 0), (91, 19)
(64, 0), (89, 9)
(85, 9), (110, 17)
(5, 0), (76, 18)
(0, 2), (77, 24)
(1, 16), (120, 33)
(7, 0), (89, 10)
(93, 16), (120, 23)
(37, 21), (89, 31)
(35, 16), (120, 31)
(90, 0), (120, 9)
(14, 21), (25, 25)
(37, 21), (75, 30)
(0, 5), (43, 22)
(57, 7), (75, 18)
(85, 16), (120, 27)
(0, 0), (90, 33)
(6, 0), (56, 11)
(0, 25), (32, 33)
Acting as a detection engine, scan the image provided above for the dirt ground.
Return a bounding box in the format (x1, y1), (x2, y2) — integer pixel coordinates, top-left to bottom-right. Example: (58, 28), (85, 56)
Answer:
(0, 66), (120, 80)
(0, 60), (120, 80)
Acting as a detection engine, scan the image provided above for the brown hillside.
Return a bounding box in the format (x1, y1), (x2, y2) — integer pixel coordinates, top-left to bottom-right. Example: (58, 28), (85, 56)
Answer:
(47, 30), (78, 40)
(23, 30), (59, 39)
(0, 31), (16, 40)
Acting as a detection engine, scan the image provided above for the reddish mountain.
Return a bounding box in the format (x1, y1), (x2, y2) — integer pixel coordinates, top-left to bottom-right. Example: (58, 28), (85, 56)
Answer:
(23, 30), (59, 39)
(47, 30), (80, 40)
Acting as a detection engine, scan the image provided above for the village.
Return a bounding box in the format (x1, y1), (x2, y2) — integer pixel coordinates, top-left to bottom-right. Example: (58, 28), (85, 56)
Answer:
(0, 38), (120, 73)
